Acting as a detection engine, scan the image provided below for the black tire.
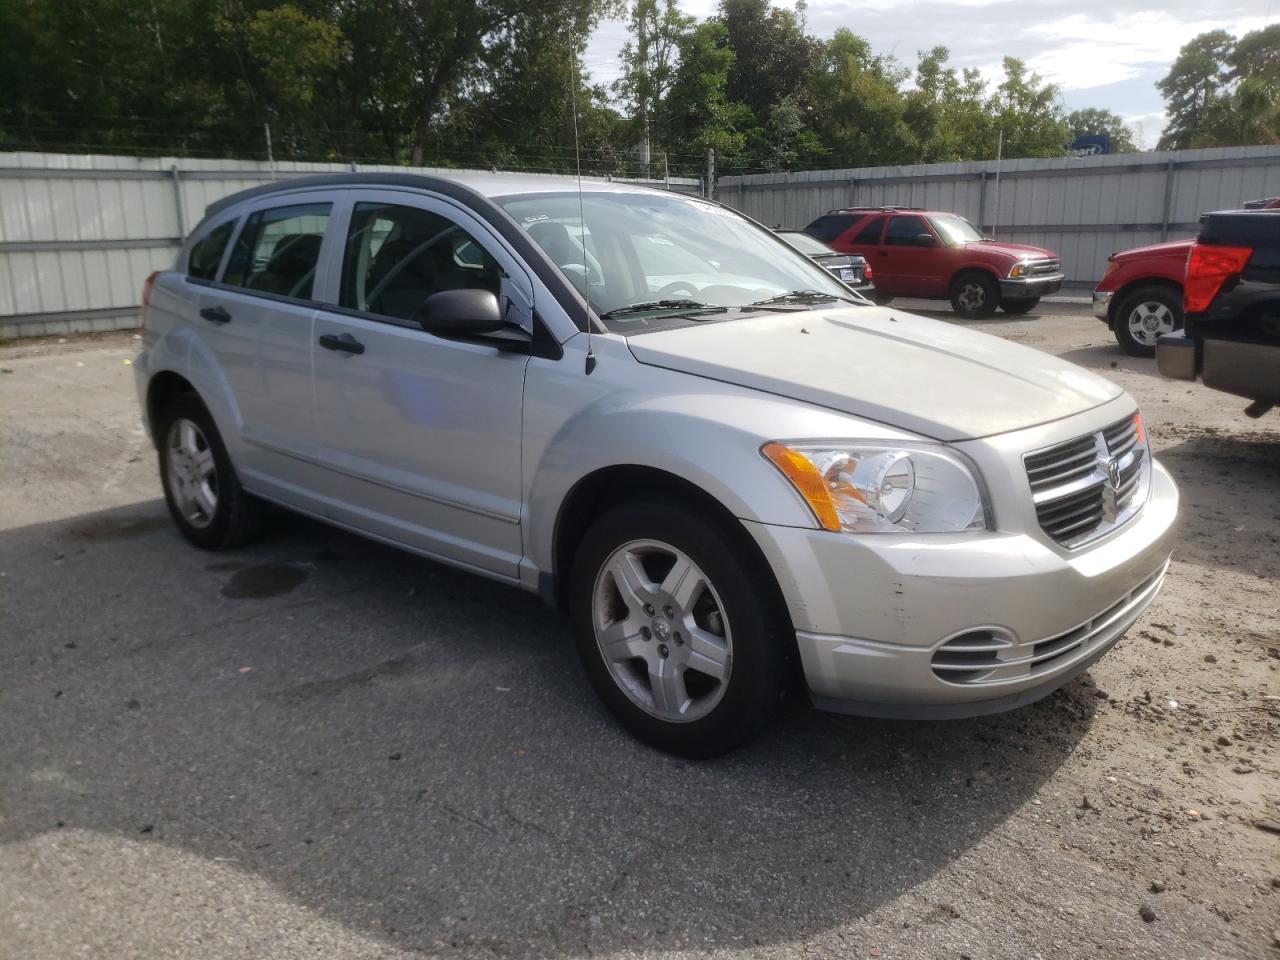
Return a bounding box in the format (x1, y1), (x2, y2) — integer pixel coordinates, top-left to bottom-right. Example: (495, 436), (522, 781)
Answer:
(1000, 297), (1040, 315)
(570, 501), (790, 758)
(949, 271), (1000, 317)
(872, 291), (894, 306)
(1112, 284), (1183, 358)
(156, 392), (266, 550)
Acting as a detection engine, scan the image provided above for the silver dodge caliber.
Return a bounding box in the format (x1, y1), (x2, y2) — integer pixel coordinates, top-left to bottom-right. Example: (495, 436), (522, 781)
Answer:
(135, 173), (1179, 756)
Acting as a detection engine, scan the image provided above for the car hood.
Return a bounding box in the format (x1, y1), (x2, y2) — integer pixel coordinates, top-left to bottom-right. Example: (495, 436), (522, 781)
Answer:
(626, 306), (1123, 442)
(965, 240), (1057, 260)
(1111, 238), (1193, 261)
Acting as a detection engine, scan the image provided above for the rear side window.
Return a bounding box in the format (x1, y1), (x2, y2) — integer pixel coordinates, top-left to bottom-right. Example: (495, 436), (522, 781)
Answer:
(852, 216), (886, 245)
(223, 202), (332, 299)
(884, 215), (929, 246)
(187, 219), (235, 280)
(340, 202), (500, 321)
(805, 214), (855, 243)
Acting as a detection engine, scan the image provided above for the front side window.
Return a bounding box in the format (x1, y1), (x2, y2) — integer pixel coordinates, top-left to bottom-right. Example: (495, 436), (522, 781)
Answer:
(223, 202), (331, 299)
(339, 202), (500, 321)
(929, 214), (985, 245)
(884, 215), (930, 246)
(188, 219), (236, 280)
(498, 191), (851, 330)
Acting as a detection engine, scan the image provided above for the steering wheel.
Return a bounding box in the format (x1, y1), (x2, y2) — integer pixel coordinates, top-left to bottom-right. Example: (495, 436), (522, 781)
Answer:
(656, 281), (700, 300)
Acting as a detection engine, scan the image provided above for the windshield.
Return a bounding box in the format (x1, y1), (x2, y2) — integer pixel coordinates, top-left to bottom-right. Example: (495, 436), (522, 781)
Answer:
(497, 191), (855, 331)
(777, 232), (834, 256)
(928, 214), (985, 245)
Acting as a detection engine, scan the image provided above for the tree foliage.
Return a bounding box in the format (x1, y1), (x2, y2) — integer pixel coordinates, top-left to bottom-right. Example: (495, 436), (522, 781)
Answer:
(3, 0), (1268, 175)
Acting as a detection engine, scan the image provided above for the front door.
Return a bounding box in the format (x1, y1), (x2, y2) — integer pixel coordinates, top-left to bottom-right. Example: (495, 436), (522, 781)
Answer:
(311, 191), (533, 579)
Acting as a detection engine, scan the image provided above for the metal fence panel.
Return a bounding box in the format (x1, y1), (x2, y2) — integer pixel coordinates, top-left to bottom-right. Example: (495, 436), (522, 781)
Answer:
(0, 152), (701, 335)
(719, 145), (1280, 291)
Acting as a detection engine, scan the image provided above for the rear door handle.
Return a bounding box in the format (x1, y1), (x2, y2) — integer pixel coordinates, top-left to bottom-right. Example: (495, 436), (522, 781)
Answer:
(200, 305), (231, 324)
(318, 332), (365, 355)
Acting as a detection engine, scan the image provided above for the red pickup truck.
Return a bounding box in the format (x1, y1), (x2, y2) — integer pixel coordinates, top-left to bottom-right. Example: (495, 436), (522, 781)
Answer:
(803, 207), (1064, 317)
(1093, 196), (1280, 357)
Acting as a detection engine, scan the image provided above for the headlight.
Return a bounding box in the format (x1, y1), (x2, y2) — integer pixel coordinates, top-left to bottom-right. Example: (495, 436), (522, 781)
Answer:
(762, 442), (988, 534)
(1009, 261), (1030, 278)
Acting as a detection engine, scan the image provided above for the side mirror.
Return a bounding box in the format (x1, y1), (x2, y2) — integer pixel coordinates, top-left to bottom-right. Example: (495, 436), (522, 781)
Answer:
(914, 233), (939, 247)
(415, 289), (505, 337)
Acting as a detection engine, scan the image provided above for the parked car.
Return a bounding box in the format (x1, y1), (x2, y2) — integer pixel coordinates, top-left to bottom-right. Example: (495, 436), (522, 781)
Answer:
(1157, 208), (1280, 417)
(137, 173), (1178, 757)
(1092, 198), (1280, 357)
(803, 206), (1064, 317)
(1092, 240), (1191, 357)
(774, 229), (872, 290)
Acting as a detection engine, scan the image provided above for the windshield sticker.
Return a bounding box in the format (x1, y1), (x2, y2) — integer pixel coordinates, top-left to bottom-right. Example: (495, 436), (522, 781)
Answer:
(521, 214), (550, 224)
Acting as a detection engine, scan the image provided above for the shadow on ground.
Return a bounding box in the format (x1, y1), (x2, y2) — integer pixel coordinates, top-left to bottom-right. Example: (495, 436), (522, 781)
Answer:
(0, 500), (1102, 956)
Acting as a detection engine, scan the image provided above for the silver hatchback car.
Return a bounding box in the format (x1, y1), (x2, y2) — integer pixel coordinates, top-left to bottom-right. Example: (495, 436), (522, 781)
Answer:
(136, 172), (1179, 756)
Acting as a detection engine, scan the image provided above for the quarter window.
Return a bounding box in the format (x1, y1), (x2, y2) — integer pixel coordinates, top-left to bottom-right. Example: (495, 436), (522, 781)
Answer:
(223, 202), (332, 299)
(884, 215), (929, 246)
(340, 202), (501, 321)
(851, 216), (886, 245)
(187, 219), (236, 280)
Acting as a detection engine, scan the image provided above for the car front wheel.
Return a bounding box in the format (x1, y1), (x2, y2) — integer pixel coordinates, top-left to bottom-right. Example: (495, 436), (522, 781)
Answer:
(950, 272), (999, 317)
(570, 501), (789, 757)
(1114, 285), (1182, 357)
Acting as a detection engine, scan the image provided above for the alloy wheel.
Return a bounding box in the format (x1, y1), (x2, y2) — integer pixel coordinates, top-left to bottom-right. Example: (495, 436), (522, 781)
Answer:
(166, 417), (219, 529)
(1126, 300), (1176, 347)
(592, 539), (733, 723)
(958, 281), (987, 311)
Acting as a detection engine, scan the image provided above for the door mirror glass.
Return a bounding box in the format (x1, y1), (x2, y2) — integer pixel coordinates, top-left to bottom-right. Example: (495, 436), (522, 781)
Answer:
(914, 233), (939, 248)
(414, 289), (506, 337)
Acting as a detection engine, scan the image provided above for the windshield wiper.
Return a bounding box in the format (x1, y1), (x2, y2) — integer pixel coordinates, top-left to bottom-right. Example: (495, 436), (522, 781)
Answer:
(598, 298), (727, 320)
(746, 290), (860, 308)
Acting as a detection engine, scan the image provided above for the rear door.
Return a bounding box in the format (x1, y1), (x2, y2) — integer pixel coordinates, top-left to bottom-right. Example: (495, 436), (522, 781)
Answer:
(875, 214), (945, 296)
(310, 190), (534, 578)
(192, 194), (339, 513)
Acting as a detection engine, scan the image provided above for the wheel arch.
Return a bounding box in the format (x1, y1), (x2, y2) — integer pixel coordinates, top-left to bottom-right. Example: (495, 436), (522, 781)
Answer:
(949, 265), (1001, 290)
(548, 464), (788, 622)
(145, 370), (198, 448)
(1108, 277), (1183, 328)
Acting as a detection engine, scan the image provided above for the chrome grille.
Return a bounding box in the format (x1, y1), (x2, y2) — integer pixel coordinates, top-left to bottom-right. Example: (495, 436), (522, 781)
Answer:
(1024, 414), (1149, 547)
(1027, 258), (1061, 276)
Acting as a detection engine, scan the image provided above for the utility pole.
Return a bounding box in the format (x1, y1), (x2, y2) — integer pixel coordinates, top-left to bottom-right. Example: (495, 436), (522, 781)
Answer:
(991, 128), (1003, 240)
(705, 148), (715, 199)
(264, 122), (276, 181)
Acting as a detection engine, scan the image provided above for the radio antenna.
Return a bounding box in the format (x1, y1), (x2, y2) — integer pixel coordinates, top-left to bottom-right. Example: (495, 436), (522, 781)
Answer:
(570, 49), (596, 374)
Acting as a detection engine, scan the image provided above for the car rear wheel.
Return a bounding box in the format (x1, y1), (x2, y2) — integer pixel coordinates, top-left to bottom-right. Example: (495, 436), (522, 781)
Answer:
(1114, 285), (1182, 358)
(1000, 297), (1040, 315)
(950, 272), (999, 317)
(157, 393), (266, 550)
(570, 501), (789, 757)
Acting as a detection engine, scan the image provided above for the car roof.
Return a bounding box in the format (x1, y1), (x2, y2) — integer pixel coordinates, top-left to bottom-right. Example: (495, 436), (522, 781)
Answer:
(203, 171), (689, 219)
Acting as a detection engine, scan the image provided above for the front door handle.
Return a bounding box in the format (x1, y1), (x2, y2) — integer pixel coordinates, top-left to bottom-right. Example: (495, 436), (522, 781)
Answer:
(318, 332), (365, 355)
(200, 305), (231, 324)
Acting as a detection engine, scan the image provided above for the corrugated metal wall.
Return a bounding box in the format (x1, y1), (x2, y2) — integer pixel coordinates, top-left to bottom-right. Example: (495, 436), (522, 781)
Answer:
(718, 145), (1280, 291)
(0, 152), (701, 336)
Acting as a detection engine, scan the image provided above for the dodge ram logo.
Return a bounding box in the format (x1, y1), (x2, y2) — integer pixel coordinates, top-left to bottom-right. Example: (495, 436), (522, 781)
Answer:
(1106, 457), (1122, 489)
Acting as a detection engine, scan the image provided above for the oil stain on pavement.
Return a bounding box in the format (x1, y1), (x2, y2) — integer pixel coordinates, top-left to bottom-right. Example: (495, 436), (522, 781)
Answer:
(220, 561), (309, 599)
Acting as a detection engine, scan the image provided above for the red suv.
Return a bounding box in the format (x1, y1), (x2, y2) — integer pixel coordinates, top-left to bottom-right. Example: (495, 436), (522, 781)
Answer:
(803, 207), (1064, 317)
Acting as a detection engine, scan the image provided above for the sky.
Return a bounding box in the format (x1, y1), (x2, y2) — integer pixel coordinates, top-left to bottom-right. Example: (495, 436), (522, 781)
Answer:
(584, 0), (1274, 150)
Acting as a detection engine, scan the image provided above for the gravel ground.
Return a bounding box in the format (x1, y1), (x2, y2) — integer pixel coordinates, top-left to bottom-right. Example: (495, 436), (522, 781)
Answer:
(1, 304), (1277, 960)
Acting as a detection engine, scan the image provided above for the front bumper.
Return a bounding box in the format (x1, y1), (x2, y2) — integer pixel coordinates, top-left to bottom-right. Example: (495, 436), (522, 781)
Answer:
(1092, 289), (1113, 321)
(1000, 272), (1064, 300)
(744, 460), (1179, 718)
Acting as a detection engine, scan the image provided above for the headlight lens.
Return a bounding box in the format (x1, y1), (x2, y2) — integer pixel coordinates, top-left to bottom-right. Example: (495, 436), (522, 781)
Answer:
(762, 442), (987, 534)
(1009, 261), (1029, 278)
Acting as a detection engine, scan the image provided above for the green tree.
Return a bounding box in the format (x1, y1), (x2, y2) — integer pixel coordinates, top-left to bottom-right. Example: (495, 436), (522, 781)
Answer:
(808, 29), (912, 167)
(660, 21), (750, 163)
(901, 46), (989, 162)
(986, 57), (1067, 159)
(717, 0), (819, 123)
(614, 0), (694, 156)
(1065, 108), (1137, 153)
(1157, 30), (1235, 149)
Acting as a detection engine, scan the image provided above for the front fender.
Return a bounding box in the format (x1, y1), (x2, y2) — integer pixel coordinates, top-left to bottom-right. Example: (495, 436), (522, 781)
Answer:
(520, 334), (913, 578)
